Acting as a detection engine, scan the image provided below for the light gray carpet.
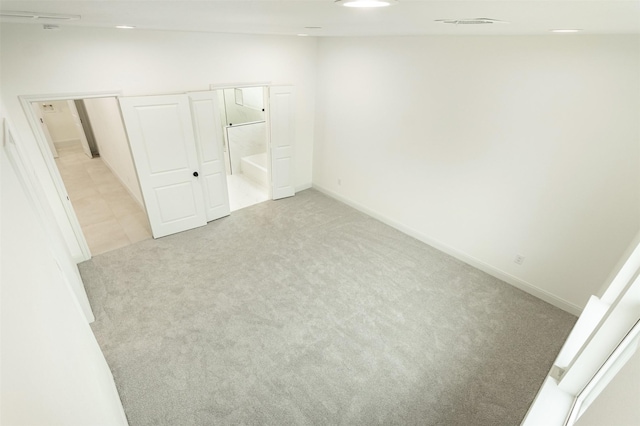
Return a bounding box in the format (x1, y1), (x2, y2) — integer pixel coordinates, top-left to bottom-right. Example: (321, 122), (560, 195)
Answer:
(79, 188), (576, 426)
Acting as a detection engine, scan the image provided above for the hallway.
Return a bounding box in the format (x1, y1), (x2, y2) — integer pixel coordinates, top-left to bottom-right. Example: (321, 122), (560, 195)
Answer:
(55, 141), (152, 255)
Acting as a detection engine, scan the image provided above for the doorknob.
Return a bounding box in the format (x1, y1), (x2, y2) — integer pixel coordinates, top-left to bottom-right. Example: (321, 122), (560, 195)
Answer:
(193, 171), (199, 177)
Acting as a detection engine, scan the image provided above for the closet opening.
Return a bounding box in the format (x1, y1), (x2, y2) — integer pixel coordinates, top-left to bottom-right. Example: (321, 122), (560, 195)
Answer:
(29, 96), (151, 256)
(218, 86), (270, 211)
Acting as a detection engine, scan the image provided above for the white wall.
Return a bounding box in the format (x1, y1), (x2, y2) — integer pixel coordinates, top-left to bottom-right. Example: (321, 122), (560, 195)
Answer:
(40, 100), (81, 144)
(83, 97), (144, 206)
(1, 113), (127, 424)
(313, 35), (640, 313)
(0, 23), (317, 260)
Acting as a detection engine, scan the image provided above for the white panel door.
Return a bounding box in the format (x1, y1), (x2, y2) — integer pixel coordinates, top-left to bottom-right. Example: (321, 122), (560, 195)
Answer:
(268, 86), (295, 200)
(188, 91), (231, 222)
(119, 95), (207, 238)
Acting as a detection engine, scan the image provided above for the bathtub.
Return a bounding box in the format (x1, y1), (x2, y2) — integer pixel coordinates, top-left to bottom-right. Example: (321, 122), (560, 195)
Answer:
(240, 152), (268, 189)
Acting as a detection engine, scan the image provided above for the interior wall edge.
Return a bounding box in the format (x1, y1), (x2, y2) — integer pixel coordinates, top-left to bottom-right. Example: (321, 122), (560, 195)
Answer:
(313, 183), (582, 316)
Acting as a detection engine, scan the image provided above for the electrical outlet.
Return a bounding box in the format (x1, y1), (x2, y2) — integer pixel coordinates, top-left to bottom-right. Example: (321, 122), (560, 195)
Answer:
(514, 255), (525, 265)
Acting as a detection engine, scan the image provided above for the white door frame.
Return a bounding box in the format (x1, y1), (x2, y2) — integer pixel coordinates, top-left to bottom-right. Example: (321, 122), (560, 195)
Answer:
(210, 82), (295, 201)
(263, 86), (274, 200)
(211, 83), (271, 196)
(19, 91), (123, 262)
(30, 102), (58, 158)
(209, 82), (271, 90)
(2, 117), (95, 322)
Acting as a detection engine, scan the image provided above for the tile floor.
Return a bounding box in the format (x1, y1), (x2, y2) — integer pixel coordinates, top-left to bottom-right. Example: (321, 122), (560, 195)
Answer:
(226, 173), (270, 212)
(55, 141), (152, 255)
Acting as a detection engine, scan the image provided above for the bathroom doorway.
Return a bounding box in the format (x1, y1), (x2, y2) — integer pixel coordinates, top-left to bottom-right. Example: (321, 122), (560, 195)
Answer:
(218, 86), (270, 211)
(30, 97), (151, 256)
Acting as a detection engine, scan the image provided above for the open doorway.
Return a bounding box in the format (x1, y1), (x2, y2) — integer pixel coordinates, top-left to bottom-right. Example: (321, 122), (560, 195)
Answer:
(22, 86), (294, 255)
(31, 97), (152, 255)
(218, 86), (270, 211)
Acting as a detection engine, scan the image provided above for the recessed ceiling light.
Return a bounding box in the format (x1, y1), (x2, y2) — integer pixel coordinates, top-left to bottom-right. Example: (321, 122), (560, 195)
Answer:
(335, 0), (398, 8)
(116, 25), (136, 29)
(551, 29), (582, 33)
(297, 33), (309, 37)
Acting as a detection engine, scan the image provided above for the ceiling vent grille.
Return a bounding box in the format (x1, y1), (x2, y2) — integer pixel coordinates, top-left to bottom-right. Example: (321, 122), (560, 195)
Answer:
(0, 11), (80, 21)
(435, 18), (507, 25)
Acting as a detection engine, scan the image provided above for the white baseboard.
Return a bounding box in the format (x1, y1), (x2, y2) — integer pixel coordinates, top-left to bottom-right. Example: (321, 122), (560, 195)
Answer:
(295, 182), (313, 192)
(53, 138), (81, 146)
(312, 183), (582, 316)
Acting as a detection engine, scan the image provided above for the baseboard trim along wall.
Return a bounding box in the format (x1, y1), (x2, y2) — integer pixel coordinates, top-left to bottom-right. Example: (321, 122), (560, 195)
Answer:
(312, 184), (582, 316)
(53, 138), (81, 146)
(295, 182), (313, 192)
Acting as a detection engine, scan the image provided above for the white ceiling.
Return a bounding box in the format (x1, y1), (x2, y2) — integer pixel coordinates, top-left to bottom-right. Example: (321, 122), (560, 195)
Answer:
(1, 1), (638, 37)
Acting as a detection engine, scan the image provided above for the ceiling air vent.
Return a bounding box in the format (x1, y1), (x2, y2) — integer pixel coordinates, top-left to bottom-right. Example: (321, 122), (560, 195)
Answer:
(435, 18), (508, 25)
(0, 11), (80, 21)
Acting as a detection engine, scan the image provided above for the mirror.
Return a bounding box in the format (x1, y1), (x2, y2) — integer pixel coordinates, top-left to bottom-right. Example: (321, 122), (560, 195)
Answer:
(220, 86), (264, 126)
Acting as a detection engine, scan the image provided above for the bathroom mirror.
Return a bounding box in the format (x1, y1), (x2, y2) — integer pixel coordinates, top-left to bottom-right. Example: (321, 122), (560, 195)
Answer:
(220, 86), (265, 126)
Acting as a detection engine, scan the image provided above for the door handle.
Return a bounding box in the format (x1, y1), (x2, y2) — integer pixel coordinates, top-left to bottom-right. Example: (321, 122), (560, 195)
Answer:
(193, 171), (199, 177)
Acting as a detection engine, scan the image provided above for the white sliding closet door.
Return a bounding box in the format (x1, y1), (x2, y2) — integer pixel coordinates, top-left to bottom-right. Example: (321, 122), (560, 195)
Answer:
(268, 86), (295, 200)
(119, 95), (207, 238)
(188, 91), (230, 222)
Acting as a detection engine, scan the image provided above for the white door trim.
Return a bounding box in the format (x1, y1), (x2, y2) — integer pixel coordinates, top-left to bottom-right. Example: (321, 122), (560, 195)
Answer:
(19, 91), (123, 262)
(30, 102), (58, 158)
(211, 83), (297, 202)
(209, 82), (272, 90)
